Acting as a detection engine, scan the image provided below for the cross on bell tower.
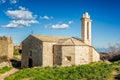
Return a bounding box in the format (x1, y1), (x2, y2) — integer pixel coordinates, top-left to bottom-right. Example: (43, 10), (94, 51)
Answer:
(81, 12), (92, 46)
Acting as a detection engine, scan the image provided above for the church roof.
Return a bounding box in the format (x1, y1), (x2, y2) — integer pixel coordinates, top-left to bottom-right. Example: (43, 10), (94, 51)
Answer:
(57, 37), (86, 46)
(31, 34), (69, 42)
(30, 34), (86, 46)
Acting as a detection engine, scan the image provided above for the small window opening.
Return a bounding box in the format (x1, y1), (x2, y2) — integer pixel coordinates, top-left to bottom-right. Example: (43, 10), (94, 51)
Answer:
(30, 51), (32, 56)
(65, 56), (71, 61)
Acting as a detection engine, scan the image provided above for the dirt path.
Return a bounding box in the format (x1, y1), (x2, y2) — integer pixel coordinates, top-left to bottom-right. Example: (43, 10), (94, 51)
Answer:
(0, 68), (19, 80)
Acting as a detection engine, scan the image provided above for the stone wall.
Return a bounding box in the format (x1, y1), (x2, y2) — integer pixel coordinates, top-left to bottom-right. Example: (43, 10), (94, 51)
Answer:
(42, 42), (56, 67)
(61, 46), (75, 66)
(8, 40), (14, 59)
(53, 45), (100, 66)
(22, 36), (43, 68)
(22, 35), (100, 68)
(22, 35), (58, 67)
(75, 46), (90, 65)
(53, 45), (76, 66)
(0, 62), (11, 68)
(0, 36), (13, 59)
(0, 37), (8, 57)
(92, 48), (100, 62)
(75, 46), (100, 65)
(53, 45), (62, 65)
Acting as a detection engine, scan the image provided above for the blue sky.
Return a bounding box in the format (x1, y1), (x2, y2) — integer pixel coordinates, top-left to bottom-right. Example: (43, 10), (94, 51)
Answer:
(0, 0), (120, 49)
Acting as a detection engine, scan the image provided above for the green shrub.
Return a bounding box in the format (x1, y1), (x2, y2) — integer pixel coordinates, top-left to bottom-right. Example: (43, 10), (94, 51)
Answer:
(112, 60), (120, 66)
(0, 66), (12, 74)
(5, 62), (114, 80)
(112, 60), (120, 74)
(14, 50), (20, 55)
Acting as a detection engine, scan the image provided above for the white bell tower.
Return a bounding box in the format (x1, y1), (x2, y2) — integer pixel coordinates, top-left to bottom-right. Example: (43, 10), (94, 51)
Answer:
(81, 12), (92, 46)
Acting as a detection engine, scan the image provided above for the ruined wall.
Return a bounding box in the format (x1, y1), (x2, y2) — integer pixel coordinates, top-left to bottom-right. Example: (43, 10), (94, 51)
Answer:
(0, 36), (13, 59)
(22, 36), (43, 68)
(0, 37), (8, 57)
(7, 38), (14, 59)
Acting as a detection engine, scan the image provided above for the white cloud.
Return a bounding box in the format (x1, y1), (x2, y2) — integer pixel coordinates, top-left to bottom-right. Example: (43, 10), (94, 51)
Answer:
(0, 0), (17, 4)
(68, 21), (73, 24)
(51, 20), (73, 29)
(3, 6), (39, 28)
(2, 20), (38, 28)
(51, 23), (69, 29)
(10, 0), (17, 4)
(43, 16), (49, 20)
(0, 0), (6, 4)
(40, 15), (53, 20)
(19, 6), (25, 10)
(6, 6), (35, 20)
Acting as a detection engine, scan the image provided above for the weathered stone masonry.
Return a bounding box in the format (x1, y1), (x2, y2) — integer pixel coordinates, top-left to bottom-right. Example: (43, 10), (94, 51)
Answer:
(0, 36), (14, 59)
(21, 12), (100, 68)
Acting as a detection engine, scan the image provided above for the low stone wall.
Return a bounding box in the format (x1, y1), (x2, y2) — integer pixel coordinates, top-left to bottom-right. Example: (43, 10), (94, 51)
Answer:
(0, 62), (11, 68)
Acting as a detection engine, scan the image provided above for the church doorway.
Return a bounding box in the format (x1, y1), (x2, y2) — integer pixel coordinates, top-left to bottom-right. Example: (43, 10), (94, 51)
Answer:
(28, 58), (33, 68)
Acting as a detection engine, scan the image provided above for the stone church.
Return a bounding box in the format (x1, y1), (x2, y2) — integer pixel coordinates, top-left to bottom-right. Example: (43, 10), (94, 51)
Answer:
(21, 12), (100, 68)
(0, 36), (14, 59)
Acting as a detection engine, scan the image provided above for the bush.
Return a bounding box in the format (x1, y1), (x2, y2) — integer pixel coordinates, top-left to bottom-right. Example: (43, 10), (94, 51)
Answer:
(0, 66), (12, 74)
(5, 62), (113, 80)
(112, 60), (120, 72)
(14, 50), (20, 55)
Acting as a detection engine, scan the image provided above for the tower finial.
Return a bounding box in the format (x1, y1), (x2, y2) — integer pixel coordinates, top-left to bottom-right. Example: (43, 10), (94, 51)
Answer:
(83, 12), (90, 18)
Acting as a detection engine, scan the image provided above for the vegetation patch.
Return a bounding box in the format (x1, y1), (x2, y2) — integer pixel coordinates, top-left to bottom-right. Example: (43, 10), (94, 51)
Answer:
(5, 62), (113, 80)
(112, 61), (120, 73)
(14, 50), (20, 56)
(0, 66), (12, 74)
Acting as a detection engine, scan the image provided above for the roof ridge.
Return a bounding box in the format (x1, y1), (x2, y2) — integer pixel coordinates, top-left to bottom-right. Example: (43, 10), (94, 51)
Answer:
(58, 38), (71, 44)
(31, 34), (70, 38)
(71, 38), (75, 45)
(31, 35), (69, 42)
(72, 37), (83, 42)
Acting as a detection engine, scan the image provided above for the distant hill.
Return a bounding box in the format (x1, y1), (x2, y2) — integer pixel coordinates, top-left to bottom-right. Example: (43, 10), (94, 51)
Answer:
(96, 48), (109, 52)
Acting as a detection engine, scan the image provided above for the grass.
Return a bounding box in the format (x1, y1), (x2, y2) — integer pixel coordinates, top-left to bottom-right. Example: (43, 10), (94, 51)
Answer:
(14, 50), (20, 55)
(112, 61), (120, 73)
(0, 66), (12, 74)
(5, 62), (114, 80)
